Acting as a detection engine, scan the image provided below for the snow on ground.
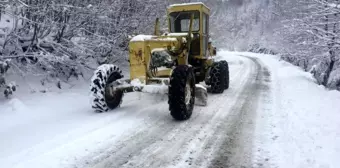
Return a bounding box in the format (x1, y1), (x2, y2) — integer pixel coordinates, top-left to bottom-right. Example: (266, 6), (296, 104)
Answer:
(0, 51), (249, 168)
(0, 50), (339, 168)
(0, 85), (149, 168)
(219, 50), (340, 168)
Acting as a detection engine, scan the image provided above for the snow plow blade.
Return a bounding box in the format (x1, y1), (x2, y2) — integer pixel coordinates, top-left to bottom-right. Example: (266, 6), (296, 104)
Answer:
(195, 84), (208, 106)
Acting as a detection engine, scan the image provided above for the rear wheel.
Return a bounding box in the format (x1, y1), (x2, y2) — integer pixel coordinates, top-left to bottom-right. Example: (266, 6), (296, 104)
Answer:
(221, 60), (230, 89)
(90, 64), (124, 112)
(168, 65), (195, 121)
(209, 61), (226, 93)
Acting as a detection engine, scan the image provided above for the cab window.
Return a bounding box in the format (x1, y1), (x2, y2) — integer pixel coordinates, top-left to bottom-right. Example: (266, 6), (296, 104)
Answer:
(169, 11), (200, 32)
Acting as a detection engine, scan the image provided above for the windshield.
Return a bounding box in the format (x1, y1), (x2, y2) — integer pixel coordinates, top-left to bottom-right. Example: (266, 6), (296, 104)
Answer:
(169, 11), (200, 33)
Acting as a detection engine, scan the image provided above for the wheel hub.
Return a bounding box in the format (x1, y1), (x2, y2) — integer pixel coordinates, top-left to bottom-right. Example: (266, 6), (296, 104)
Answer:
(105, 86), (118, 103)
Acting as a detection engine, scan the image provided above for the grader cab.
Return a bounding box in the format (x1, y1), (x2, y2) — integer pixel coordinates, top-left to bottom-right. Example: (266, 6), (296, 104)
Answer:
(90, 2), (229, 121)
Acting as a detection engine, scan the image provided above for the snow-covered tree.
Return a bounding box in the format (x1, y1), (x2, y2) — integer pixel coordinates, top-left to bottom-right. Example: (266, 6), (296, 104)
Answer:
(0, 0), (339, 92)
(268, 0), (340, 89)
(0, 0), (171, 90)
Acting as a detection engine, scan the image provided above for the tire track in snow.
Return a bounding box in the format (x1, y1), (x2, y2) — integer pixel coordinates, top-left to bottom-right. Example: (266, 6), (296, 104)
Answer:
(77, 55), (268, 168)
(84, 61), (245, 168)
(163, 56), (257, 168)
(81, 56), (250, 168)
(120, 60), (250, 168)
(206, 56), (271, 168)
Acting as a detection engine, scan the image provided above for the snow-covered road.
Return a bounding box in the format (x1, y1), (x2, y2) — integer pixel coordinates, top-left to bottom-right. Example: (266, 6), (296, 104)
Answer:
(1, 51), (339, 168)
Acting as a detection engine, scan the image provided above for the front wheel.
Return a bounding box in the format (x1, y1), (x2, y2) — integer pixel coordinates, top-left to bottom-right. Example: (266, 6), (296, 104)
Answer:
(168, 65), (195, 121)
(90, 64), (124, 112)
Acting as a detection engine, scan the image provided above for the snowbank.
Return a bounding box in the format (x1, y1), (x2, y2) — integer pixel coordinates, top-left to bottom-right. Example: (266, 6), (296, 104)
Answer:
(223, 51), (340, 168)
(0, 87), (144, 168)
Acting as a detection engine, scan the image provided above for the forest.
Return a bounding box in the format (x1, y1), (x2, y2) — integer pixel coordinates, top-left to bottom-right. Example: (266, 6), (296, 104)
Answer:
(0, 0), (339, 94)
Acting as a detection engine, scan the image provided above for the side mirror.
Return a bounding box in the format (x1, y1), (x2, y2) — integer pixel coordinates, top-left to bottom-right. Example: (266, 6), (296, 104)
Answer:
(213, 47), (217, 55)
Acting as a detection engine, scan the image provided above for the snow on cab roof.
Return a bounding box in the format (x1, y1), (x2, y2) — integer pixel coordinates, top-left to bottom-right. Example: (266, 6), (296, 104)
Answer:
(169, 2), (210, 9)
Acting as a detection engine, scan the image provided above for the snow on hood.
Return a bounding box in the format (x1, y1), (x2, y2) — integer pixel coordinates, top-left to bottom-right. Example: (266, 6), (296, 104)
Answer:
(130, 35), (155, 42)
(130, 34), (178, 42)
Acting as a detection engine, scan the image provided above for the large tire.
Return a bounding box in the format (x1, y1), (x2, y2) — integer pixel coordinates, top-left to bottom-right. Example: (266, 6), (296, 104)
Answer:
(168, 65), (195, 121)
(90, 64), (124, 112)
(221, 60), (230, 89)
(209, 61), (226, 93)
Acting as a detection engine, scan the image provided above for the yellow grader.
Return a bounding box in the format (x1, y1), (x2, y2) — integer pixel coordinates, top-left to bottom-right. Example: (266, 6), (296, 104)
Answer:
(90, 2), (229, 120)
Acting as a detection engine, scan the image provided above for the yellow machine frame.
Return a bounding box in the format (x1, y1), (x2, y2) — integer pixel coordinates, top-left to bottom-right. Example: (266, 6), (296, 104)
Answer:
(128, 3), (216, 84)
(90, 3), (227, 120)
